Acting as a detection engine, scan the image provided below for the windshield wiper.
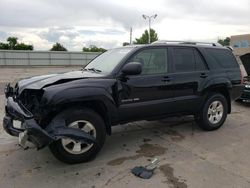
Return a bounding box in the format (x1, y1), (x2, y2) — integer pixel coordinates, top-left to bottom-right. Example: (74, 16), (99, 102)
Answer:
(82, 68), (102, 73)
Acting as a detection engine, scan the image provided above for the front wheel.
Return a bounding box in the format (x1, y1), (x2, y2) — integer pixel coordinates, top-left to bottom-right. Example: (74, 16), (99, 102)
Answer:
(49, 108), (106, 164)
(195, 93), (228, 131)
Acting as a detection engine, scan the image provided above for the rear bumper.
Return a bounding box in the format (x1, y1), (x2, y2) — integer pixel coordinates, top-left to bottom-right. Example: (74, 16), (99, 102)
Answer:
(3, 93), (96, 149)
(239, 89), (250, 102)
(231, 84), (244, 101)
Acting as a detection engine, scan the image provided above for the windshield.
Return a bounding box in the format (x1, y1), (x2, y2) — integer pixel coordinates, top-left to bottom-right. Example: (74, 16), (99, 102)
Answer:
(84, 47), (134, 74)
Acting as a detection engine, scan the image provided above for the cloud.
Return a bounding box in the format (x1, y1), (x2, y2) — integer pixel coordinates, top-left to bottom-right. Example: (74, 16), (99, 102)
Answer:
(0, 31), (7, 41)
(162, 0), (250, 25)
(38, 27), (79, 42)
(1, 0), (249, 28)
(79, 29), (125, 36)
(0, 0), (165, 28)
(0, 0), (249, 50)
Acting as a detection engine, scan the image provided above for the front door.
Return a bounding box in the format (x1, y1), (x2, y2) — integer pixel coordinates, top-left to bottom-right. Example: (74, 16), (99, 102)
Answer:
(117, 47), (175, 121)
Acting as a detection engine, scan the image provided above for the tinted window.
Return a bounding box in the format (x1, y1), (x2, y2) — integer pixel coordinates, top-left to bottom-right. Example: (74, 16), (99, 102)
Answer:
(194, 50), (207, 71)
(233, 40), (249, 48)
(241, 40), (249, 48)
(206, 49), (238, 68)
(173, 48), (195, 72)
(130, 48), (168, 75)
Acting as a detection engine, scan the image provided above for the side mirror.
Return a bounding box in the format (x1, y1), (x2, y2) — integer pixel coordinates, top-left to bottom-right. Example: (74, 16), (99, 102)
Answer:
(121, 62), (142, 76)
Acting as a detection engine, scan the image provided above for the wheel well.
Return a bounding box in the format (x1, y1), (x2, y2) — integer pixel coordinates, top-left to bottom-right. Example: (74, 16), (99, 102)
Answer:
(206, 87), (231, 113)
(42, 101), (112, 135)
(81, 101), (112, 135)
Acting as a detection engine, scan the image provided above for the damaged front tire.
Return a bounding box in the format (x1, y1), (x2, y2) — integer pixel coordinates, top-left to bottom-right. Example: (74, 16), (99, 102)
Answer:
(49, 108), (106, 164)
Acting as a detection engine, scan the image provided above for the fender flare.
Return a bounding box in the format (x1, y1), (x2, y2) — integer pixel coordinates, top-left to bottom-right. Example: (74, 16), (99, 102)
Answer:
(42, 87), (118, 134)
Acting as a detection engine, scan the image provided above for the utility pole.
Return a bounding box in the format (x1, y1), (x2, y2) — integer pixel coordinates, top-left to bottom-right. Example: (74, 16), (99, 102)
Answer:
(142, 14), (157, 44)
(130, 27), (132, 44)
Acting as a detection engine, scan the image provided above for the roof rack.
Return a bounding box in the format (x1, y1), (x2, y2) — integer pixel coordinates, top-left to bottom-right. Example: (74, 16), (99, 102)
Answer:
(152, 40), (222, 47)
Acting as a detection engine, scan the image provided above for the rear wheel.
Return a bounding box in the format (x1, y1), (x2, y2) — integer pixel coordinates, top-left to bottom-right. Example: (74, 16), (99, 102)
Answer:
(49, 108), (106, 164)
(195, 93), (228, 131)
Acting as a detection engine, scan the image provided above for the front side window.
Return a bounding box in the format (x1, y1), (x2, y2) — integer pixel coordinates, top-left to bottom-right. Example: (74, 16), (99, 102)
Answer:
(129, 48), (168, 75)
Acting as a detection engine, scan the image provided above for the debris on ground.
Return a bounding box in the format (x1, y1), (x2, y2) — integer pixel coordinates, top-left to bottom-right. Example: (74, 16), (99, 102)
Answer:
(131, 158), (159, 179)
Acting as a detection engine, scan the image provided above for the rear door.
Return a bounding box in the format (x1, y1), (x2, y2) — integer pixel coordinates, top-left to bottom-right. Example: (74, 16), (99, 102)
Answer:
(170, 47), (209, 113)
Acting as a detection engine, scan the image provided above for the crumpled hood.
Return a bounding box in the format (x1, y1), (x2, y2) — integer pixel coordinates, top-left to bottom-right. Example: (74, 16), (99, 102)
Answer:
(17, 70), (103, 93)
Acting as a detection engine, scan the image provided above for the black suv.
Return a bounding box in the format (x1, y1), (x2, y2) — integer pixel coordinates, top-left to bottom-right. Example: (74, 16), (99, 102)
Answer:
(3, 41), (243, 163)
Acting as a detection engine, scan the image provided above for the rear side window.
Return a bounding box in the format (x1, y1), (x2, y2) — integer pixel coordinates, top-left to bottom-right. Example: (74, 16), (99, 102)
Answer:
(173, 48), (207, 72)
(206, 49), (238, 68)
(173, 48), (195, 72)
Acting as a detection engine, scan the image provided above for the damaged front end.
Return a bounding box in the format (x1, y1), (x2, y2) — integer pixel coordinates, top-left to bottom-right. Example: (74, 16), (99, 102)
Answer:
(3, 84), (96, 150)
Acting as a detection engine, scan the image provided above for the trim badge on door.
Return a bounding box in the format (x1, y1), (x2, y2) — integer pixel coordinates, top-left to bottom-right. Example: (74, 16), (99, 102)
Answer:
(121, 98), (140, 103)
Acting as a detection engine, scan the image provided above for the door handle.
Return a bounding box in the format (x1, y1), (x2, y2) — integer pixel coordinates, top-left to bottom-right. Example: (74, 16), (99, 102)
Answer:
(200, 73), (208, 78)
(162, 76), (172, 82)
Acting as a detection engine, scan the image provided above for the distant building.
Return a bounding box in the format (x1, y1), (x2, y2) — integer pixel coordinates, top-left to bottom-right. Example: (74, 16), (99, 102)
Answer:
(230, 34), (250, 75)
(231, 34), (250, 56)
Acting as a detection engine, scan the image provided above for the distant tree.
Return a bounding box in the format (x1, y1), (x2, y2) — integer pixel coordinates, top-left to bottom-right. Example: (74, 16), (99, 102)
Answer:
(123, 42), (130, 46)
(15, 43), (33, 50)
(0, 37), (33, 50)
(50, 43), (67, 51)
(0, 42), (9, 49)
(218, 37), (230, 46)
(134, 29), (158, 44)
(82, 45), (106, 52)
(7, 37), (18, 49)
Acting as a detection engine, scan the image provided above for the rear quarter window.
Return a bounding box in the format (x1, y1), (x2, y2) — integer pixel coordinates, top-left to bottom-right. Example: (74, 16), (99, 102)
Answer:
(206, 48), (238, 68)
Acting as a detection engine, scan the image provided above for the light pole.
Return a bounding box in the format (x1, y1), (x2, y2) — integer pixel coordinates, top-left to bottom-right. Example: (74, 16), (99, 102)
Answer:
(142, 14), (157, 44)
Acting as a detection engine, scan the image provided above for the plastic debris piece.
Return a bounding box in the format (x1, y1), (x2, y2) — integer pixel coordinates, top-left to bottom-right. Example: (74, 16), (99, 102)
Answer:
(131, 158), (160, 179)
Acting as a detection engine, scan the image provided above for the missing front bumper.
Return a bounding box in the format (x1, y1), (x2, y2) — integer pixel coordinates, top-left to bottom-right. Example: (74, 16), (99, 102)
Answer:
(3, 96), (96, 150)
(3, 116), (55, 149)
(18, 130), (28, 148)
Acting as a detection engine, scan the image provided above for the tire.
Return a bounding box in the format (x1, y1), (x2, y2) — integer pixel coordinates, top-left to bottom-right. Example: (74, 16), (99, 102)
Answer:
(49, 108), (106, 164)
(195, 93), (228, 131)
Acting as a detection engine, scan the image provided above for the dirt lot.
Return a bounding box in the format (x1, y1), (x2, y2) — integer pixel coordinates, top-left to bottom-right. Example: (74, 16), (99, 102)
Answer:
(0, 67), (250, 188)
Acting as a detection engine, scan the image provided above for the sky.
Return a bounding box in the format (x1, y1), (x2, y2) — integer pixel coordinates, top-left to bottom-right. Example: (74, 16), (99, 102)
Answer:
(0, 0), (249, 51)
